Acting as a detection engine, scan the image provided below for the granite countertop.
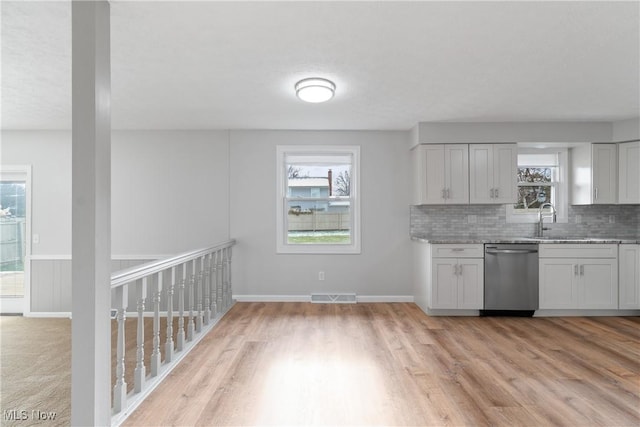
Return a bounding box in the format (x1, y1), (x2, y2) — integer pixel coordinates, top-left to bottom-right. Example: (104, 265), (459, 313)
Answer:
(411, 235), (640, 244)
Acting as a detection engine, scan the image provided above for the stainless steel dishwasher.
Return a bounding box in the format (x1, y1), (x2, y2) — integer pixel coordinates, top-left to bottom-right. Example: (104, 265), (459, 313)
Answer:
(482, 244), (539, 316)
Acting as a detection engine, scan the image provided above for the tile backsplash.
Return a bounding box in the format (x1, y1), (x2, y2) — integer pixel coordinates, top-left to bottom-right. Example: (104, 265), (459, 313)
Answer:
(410, 204), (640, 239)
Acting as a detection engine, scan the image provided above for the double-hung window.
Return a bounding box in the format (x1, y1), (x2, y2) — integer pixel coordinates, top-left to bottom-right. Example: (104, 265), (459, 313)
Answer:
(507, 148), (568, 223)
(276, 145), (360, 254)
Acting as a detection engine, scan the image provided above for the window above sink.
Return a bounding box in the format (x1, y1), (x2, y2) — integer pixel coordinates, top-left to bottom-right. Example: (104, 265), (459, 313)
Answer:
(507, 148), (569, 224)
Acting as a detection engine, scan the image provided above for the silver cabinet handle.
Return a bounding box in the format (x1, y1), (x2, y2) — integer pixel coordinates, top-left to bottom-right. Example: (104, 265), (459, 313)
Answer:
(574, 265), (579, 276)
(594, 188), (598, 200)
(486, 249), (538, 254)
(495, 188), (499, 198)
(442, 189), (446, 199)
(446, 188), (450, 199)
(580, 265), (584, 276)
(490, 188), (494, 198)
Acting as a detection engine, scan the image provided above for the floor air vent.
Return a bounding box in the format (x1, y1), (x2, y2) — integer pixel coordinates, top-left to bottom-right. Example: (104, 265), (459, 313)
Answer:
(310, 293), (357, 304)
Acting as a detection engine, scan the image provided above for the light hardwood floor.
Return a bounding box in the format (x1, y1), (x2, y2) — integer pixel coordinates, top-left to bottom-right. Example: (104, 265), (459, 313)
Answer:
(123, 303), (640, 426)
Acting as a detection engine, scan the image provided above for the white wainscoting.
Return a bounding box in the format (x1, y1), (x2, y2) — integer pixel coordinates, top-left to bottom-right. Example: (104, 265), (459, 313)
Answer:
(27, 255), (166, 315)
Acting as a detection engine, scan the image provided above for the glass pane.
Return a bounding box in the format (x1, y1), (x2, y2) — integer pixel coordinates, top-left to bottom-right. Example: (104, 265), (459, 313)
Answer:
(514, 185), (552, 209)
(517, 167), (552, 184)
(287, 164), (351, 197)
(287, 200), (351, 244)
(0, 181), (26, 297)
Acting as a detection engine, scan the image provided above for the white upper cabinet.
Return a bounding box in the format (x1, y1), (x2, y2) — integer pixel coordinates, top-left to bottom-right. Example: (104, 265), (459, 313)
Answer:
(571, 143), (617, 205)
(412, 144), (469, 204)
(618, 141), (640, 204)
(469, 144), (517, 204)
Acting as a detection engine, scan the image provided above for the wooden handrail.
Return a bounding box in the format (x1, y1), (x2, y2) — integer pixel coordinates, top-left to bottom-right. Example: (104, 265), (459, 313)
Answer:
(110, 239), (236, 289)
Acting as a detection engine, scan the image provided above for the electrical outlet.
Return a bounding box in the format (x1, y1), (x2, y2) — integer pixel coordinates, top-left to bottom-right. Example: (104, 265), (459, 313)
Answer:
(467, 215), (477, 224)
(609, 215), (615, 224)
(574, 215), (582, 224)
(318, 271), (325, 281)
(33, 234), (40, 244)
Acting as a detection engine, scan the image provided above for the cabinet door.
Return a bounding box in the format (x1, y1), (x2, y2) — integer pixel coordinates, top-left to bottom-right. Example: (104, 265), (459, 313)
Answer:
(444, 144), (469, 204)
(458, 259), (484, 309)
(492, 144), (517, 203)
(619, 245), (640, 309)
(592, 144), (617, 204)
(618, 141), (640, 204)
(431, 259), (457, 309)
(423, 145), (446, 204)
(539, 259), (578, 309)
(469, 144), (493, 203)
(579, 259), (618, 309)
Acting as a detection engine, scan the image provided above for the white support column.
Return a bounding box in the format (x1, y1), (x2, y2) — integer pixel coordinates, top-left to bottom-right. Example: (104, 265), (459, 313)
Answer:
(71, 2), (111, 426)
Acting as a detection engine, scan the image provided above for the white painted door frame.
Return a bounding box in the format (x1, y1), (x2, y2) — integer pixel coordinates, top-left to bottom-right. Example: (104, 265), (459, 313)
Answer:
(0, 165), (32, 315)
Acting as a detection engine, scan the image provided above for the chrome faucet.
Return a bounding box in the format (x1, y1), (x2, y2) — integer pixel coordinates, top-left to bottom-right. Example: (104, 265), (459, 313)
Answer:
(538, 202), (557, 237)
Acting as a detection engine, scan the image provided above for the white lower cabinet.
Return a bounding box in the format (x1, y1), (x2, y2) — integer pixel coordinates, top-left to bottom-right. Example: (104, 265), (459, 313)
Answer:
(539, 244), (618, 310)
(619, 244), (640, 309)
(429, 245), (483, 309)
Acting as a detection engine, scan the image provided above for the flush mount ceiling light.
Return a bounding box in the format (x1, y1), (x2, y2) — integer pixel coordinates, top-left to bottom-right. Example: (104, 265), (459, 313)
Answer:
(295, 77), (336, 103)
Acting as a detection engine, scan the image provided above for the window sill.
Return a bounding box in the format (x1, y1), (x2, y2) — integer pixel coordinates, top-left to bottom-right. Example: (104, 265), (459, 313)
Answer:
(505, 206), (568, 224)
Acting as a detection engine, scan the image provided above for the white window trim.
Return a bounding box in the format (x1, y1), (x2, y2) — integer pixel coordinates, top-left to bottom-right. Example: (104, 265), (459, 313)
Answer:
(506, 148), (568, 224)
(276, 145), (361, 254)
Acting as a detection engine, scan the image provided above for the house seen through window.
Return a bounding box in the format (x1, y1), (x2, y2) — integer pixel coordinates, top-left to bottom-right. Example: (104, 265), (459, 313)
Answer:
(277, 146), (360, 254)
(508, 149), (568, 223)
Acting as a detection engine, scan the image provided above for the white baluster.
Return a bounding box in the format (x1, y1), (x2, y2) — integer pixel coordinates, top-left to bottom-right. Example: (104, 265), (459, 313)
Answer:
(227, 246), (233, 307)
(150, 272), (163, 377)
(187, 260), (195, 341)
(216, 250), (223, 314)
(112, 284), (128, 413)
(210, 251), (217, 318)
(134, 278), (147, 393)
(195, 257), (203, 333)
(203, 254), (211, 326)
(165, 267), (175, 363)
(222, 248), (229, 309)
(177, 264), (186, 351)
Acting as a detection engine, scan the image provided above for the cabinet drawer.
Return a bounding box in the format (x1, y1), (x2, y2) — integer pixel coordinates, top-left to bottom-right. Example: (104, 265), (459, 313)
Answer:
(432, 244), (484, 258)
(539, 244), (617, 259)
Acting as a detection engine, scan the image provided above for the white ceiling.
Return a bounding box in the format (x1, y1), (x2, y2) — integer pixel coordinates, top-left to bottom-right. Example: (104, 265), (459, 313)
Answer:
(2, 1), (639, 131)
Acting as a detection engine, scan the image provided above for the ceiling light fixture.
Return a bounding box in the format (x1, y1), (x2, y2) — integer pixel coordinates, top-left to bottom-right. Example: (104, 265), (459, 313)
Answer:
(295, 77), (336, 103)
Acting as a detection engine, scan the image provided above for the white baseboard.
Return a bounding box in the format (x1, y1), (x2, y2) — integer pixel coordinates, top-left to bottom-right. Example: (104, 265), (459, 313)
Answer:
(24, 311), (72, 318)
(534, 309), (640, 317)
(232, 294), (414, 303)
(356, 295), (414, 303)
(233, 294), (311, 302)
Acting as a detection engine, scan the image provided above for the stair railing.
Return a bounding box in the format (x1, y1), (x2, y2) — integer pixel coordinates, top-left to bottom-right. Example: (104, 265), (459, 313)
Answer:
(110, 239), (236, 426)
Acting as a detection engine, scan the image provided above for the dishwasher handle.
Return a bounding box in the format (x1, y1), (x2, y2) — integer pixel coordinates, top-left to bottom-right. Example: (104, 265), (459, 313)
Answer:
(485, 248), (539, 255)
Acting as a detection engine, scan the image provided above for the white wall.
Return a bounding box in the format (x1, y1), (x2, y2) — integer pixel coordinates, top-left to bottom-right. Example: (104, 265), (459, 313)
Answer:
(229, 130), (413, 299)
(612, 117), (640, 142)
(1, 130), (231, 257)
(1, 131), (72, 255)
(415, 121), (613, 145)
(111, 130), (230, 255)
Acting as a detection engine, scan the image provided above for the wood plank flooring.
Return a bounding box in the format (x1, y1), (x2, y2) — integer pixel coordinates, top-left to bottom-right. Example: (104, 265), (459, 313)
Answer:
(123, 303), (640, 426)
